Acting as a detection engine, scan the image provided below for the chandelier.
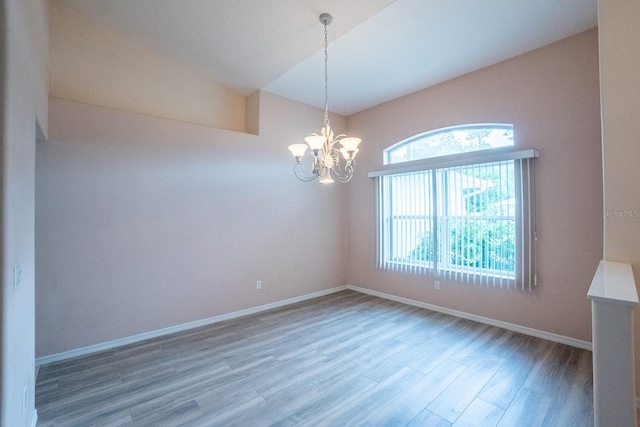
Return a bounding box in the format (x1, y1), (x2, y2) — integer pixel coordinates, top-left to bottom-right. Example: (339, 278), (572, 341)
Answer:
(288, 13), (361, 183)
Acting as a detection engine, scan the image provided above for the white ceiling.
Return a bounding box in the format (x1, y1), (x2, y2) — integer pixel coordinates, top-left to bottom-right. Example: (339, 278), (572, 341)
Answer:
(59, 0), (597, 116)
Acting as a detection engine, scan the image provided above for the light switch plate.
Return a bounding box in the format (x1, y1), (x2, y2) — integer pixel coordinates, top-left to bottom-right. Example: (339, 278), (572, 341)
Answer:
(13, 264), (22, 290)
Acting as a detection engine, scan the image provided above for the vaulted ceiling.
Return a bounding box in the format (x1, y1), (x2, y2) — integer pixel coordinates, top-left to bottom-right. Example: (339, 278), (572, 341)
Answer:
(58, 0), (598, 115)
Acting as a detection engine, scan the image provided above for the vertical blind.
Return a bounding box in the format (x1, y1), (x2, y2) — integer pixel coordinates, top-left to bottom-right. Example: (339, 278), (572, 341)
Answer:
(371, 150), (537, 291)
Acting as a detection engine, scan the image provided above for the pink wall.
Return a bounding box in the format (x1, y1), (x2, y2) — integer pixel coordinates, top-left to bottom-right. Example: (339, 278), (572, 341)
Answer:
(345, 29), (602, 342)
(35, 93), (347, 357)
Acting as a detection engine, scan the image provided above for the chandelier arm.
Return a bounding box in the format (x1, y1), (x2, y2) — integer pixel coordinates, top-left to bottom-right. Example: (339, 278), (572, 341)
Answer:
(346, 160), (355, 174)
(329, 167), (354, 183)
(293, 162), (319, 182)
(326, 148), (355, 183)
(340, 161), (356, 182)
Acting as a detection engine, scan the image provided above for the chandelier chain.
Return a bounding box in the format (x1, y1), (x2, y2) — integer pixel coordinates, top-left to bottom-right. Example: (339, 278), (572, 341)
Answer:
(323, 19), (330, 127)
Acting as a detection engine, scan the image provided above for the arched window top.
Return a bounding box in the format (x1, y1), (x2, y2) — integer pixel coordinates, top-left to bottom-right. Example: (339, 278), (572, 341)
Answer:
(384, 123), (514, 165)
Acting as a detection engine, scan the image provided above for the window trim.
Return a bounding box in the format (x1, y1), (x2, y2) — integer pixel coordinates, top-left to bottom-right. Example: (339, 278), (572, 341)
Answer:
(369, 148), (538, 178)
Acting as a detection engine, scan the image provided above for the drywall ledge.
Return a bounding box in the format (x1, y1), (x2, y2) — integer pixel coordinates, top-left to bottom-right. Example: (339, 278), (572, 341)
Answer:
(588, 260), (638, 427)
(588, 260), (638, 305)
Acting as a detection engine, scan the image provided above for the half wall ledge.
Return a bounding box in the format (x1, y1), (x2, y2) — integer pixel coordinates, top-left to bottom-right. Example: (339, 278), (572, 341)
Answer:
(588, 260), (638, 427)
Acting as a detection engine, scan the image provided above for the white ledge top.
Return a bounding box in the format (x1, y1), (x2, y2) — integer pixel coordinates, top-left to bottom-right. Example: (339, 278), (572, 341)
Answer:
(588, 260), (638, 306)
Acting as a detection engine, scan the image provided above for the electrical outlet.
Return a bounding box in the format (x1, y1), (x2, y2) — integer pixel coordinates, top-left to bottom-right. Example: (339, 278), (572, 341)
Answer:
(434, 281), (440, 290)
(256, 280), (262, 290)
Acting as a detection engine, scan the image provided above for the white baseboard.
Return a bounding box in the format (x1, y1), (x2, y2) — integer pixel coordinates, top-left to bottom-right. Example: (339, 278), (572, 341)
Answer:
(31, 410), (38, 427)
(346, 285), (593, 351)
(35, 286), (347, 366)
(36, 283), (592, 367)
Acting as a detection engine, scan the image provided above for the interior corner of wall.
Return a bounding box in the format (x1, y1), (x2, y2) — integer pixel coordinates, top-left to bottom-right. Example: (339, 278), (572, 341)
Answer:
(36, 116), (47, 141)
(245, 90), (260, 136)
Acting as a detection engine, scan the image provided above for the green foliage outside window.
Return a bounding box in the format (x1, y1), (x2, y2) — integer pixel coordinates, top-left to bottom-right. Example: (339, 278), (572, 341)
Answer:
(409, 229), (435, 262)
(450, 220), (515, 271)
(409, 220), (515, 272)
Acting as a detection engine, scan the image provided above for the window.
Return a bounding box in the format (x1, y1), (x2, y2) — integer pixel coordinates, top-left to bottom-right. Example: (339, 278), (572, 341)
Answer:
(370, 124), (537, 290)
(385, 124), (514, 165)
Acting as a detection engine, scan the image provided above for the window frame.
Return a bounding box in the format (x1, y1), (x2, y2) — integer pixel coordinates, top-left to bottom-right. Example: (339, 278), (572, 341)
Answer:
(370, 147), (538, 291)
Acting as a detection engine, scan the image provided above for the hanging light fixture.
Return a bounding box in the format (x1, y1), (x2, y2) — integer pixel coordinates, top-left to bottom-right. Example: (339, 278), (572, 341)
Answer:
(288, 13), (361, 184)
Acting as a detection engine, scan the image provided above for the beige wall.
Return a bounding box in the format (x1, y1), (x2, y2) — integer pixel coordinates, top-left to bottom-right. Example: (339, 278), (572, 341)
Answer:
(345, 29), (602, 342)
(1, 0), (49, 425)
(597, 0), (640, 397)
(50, 0), (247, 133)
(35, 93), (347, 357)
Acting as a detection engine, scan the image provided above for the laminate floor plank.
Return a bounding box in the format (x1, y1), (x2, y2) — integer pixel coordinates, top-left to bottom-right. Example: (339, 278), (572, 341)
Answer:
(427, 356), (506, 422)
(53, 407), (134, 427)
(36, 290), (593, 426)
(541, 348), (594, 427)
(131, 399), (204, 427)
(221, 380), (327, 427)
(186, 378), (263, 415)
(357, 358), (468, 426)
(359, 339), (431, 383)
(406, 408), (452, 427)
(477, 362), (529, 411)
(180, 392), (266, 427)
(496, 387), (554, 427)
(477, 337), (537, 410)
(523, 341), (575, 398)
(284, 369), (378, 423)
(451, 398), (504, 427)
(302, 366), (425, 426)
(447, 325), (504, 366)
(250, 355), (333, 400)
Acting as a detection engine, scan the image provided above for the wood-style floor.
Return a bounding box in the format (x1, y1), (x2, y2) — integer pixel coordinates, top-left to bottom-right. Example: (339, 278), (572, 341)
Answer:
(35, 290), (593, 426)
